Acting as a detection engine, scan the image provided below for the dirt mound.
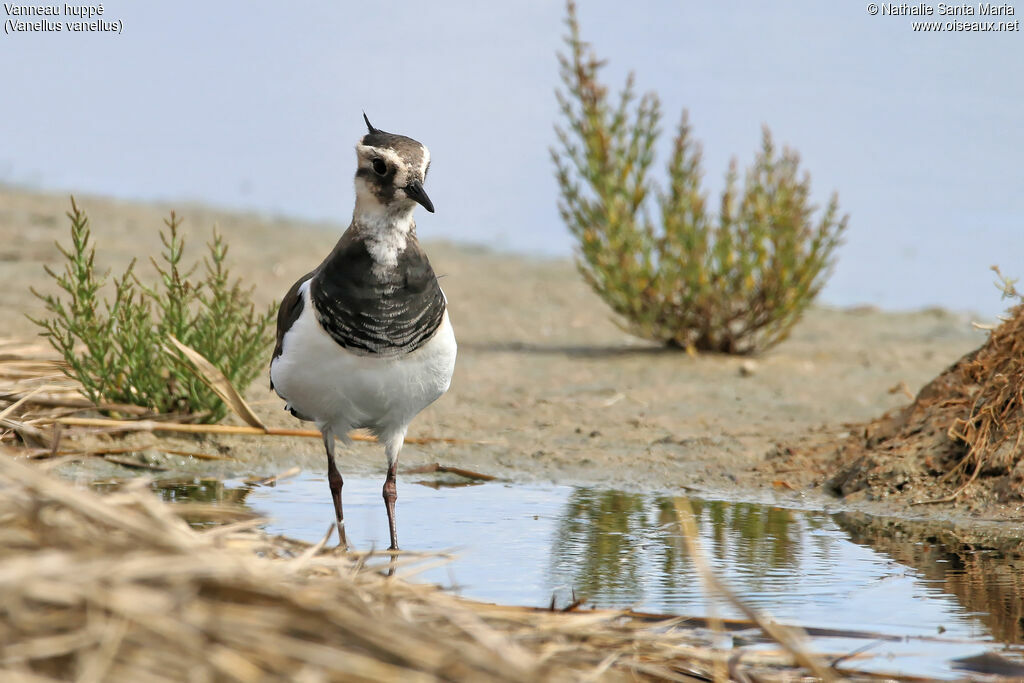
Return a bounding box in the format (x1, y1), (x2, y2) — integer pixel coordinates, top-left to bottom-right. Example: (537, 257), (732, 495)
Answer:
(777, 294), (1024, 509)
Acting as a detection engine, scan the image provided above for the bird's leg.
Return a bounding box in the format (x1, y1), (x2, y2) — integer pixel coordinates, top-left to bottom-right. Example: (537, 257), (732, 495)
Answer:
(383, 462), (399, 551)
(382, 435), (405, 554)
(323, 428), (347, 549)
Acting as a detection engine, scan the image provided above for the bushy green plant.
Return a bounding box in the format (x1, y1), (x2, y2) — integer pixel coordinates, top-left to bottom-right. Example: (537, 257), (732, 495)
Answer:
(30, 198), (276, 421)
(552, 2), (848, 354)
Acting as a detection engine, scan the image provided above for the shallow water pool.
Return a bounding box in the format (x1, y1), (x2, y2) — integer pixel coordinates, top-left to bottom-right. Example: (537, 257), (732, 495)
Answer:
(155, 472), (1024, 678)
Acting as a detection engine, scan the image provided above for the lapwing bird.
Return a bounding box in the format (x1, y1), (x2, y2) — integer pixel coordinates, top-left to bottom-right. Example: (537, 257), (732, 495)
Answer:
(270, 115), (456, 550)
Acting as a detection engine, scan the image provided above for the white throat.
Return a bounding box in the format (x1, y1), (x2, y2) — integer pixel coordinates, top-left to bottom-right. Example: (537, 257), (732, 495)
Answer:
(354, 186), (415, 275)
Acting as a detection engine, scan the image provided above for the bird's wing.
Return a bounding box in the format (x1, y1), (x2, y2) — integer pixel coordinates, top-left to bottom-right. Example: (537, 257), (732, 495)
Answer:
(270, 270), (314, 390)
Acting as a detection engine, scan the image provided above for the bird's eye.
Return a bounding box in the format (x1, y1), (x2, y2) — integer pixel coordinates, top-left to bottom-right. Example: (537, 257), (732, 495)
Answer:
(372, 158), (388, 176)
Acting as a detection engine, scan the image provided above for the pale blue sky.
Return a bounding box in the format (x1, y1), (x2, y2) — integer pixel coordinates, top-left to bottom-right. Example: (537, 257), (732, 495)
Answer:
(3, 2), (1021, 315)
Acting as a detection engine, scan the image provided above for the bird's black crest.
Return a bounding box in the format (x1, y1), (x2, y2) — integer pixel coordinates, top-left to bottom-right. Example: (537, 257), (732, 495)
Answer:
(363, 112), (380, 134)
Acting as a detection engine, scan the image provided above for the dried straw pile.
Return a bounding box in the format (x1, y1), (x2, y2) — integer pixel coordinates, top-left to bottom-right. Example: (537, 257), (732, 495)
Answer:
(826, 294), (1024, 505)
(0, 454), (546, 682)
(0, 338), (82, 452)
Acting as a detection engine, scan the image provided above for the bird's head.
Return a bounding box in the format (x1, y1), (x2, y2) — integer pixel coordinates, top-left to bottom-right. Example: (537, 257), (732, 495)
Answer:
(354, 114), (433, 217)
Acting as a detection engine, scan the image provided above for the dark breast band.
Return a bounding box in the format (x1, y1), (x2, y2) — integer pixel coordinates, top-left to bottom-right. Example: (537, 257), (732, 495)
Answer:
(310, 235), (446, 356)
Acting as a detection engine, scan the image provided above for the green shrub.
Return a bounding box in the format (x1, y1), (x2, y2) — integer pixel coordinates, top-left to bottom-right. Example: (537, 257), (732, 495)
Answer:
(552, 2), (848, 354)
(30, 198), (276, 421)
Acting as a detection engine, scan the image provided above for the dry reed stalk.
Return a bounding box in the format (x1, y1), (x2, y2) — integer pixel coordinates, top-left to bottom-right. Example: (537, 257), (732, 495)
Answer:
(0, 388), (43, 422)
(672, 498), (835, 681)
(167, 335), (269, 430)
(49, 416), (469, 446)
(150, 447), (237, 461)
(0, 392), (152, 415)
(244, 466), (302, 486)
(403, 462), (497, 481)
(100, 456), (168, 472)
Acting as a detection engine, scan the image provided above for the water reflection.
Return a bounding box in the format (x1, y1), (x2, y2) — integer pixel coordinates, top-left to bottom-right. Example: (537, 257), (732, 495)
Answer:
(548, 491), (841, 614)
(836, 512), (1024, 644)
(549, 490), (649, 604)
(152, 477), (253, 506)
(691, 498), (831, 581)
(94, 476), (253, 507)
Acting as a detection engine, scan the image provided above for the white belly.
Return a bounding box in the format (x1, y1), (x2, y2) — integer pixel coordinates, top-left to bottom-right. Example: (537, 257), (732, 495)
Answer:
(270, 282), (457, 441)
